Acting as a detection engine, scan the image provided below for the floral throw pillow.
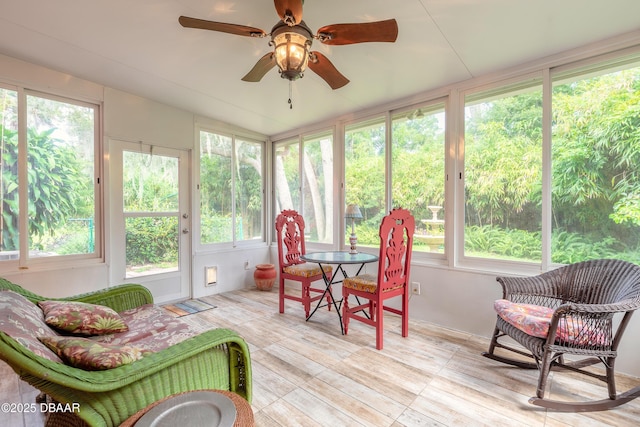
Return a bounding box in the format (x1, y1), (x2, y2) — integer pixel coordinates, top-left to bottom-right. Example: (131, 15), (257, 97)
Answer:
(39, 301), (128, 336)
(39, 336), (147, 370)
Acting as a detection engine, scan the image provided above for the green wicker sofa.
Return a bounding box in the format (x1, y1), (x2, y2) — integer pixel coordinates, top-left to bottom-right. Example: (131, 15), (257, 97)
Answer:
(0, 278), (252, 427)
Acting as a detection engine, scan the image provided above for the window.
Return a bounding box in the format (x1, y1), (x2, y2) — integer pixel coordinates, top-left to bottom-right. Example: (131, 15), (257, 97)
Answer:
(344, 118), (386, 248)
(123, 150), (179, 276)
(1, 87), (100, 265)
(274, 131), (334, 244)
(302, 133), (333, 243)
(343, 109), (447, 253)
(460, 57), (640, 268)
(463, 82), (543, 263)
(277, 48), (640, 272)
(392, 105), (446, 254)
(274, 139), (300, 212)
(199, 129), (264, 245)
(0, 87), (17, 259)
(551, 62), (640, 264)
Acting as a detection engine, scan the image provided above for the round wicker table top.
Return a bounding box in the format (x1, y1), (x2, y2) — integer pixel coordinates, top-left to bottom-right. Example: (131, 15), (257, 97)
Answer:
(119, 389), (254, 427)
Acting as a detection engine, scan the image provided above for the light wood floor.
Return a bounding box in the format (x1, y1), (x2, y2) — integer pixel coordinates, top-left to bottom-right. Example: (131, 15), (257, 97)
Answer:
(2, 287), (640, 426)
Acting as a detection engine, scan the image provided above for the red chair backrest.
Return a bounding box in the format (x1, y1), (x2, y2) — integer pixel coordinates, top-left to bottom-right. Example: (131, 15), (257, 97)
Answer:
(376, 208), (416, 293)
(275, 210), (306, 269)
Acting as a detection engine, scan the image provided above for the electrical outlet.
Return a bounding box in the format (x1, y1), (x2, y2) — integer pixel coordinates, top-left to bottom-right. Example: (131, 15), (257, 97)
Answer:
(411, 281), (421, 295)
(244, 260), (250, 270)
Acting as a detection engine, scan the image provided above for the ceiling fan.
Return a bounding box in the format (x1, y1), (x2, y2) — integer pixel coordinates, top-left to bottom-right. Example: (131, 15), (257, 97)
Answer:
(178, 0), (398, 90)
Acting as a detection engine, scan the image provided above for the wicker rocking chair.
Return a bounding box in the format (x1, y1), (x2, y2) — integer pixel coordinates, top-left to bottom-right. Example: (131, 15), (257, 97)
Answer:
(482, 259), (640, 411)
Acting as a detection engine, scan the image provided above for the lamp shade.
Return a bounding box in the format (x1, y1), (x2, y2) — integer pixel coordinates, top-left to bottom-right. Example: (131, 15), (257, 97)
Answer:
(345, 204), (363, 219)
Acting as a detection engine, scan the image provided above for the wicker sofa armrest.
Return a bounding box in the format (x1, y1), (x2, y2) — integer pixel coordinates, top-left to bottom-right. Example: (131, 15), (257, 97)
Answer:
(0, 278), (153, 312)
(1, 327), (252, 427)
(66, 284), (153, 312)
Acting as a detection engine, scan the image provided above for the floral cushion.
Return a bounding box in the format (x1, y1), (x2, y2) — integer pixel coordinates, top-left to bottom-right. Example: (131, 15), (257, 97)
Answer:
(494, 299), (608, 346)
(39, 300), (128, 336)
(0, 291), (62, 362)
(343, 274), (378, 293)
(91, 304), (202, 352)
(283, 262), (332, 278)
(39, 336), (147, 370)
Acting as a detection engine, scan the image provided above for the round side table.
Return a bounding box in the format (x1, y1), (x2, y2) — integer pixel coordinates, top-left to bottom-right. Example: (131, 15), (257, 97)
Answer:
(119, 389), (253, 427)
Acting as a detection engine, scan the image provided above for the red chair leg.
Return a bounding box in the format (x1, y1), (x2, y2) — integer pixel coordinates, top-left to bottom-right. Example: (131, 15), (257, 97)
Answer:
(279, 278), (285, 314)
(376, 302), (384, 350)
(302, 282), (311, 318)
(342, 293), (350, 335)
(402, 292), (409, 338)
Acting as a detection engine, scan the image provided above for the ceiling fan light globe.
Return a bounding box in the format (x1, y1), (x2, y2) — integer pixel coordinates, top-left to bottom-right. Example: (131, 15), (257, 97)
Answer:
(271, 21), (312, 81)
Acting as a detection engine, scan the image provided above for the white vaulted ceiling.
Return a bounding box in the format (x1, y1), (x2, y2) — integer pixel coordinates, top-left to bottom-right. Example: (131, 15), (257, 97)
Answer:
(1, 0), (639, 136)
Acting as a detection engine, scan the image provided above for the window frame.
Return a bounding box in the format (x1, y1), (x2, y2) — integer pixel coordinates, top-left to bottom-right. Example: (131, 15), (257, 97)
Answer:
(456, 50), (640, 273)
(458, 74), (545, 273)
(272, 127), (336, 248)
(342, 114), (389, 252)
(0, 84), (103, 271)
(390, 100), (448, 261)
(195, 125), (267, 250)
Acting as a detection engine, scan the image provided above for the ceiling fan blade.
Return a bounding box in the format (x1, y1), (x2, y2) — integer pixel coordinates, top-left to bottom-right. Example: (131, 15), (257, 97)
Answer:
(241, 53), (277, 82)
(308, 52), (349, 90)
(316, 19), (398, 45)
(274, 0), (304, 25)
(179, 16), (266, 38)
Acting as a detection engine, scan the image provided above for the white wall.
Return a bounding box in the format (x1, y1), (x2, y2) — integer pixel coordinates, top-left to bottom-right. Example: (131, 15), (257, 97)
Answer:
(192, 247), (271, 298)
(104, 88), (194, 149)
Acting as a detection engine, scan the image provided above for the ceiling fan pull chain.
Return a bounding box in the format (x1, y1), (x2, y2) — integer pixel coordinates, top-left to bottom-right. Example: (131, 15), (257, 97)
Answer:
(288, 81), (293, 109)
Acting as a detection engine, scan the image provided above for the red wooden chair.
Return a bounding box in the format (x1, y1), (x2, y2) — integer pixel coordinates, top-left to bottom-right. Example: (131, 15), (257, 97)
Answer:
(275, 210), (333, 317)
(342, 208), (415, 349)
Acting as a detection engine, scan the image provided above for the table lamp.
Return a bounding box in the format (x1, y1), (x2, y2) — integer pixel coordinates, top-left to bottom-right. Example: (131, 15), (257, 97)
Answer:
(345, 204), (363, 254)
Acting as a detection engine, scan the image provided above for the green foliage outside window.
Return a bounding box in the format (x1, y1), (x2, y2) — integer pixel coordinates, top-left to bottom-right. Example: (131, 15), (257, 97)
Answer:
(1, 124), (89, 254)
(125, 217), (178, 267)
(343, 65), (640, 264)
(551, 69), (640, 264)
(1, 90), (96, 259)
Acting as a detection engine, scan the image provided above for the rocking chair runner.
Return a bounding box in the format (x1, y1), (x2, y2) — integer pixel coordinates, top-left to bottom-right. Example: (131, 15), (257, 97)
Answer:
(275, 210), (333, 317)
(483, 258), (640, 411)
